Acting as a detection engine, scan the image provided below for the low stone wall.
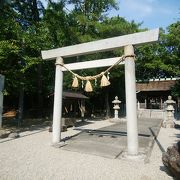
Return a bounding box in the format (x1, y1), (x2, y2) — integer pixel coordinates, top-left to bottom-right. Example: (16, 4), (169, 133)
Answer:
(138, 109), (164, 119)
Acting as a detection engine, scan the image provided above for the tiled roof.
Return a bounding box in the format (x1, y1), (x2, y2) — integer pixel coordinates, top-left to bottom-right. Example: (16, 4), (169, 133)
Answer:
(136, 80), (177, 91)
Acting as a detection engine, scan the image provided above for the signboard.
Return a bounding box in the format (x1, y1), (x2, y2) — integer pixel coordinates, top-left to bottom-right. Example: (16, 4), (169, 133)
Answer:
(0, 75), (4, 127)
(0, 74), (5, 92)
(0, 91), (3, 127)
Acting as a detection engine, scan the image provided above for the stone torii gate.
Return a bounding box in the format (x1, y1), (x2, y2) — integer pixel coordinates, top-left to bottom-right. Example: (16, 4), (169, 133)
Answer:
(41, 29), (159, 156)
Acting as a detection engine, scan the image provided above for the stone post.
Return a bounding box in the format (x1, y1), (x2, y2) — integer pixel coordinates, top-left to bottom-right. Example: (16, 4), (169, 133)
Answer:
(137, 101), (140, 110)
(80, 100), (85, 121)
(145, 98), (147, 109)
(124, 45), (139, 156)
(52, 57), (63, 144)
(160, 98), (163, 109)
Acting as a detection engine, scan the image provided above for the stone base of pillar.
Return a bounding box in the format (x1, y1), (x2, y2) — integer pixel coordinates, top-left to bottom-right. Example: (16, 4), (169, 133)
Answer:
(109, 117), (126, 123)
(121, 151), (145, 161)
(51, 141), (66, 148)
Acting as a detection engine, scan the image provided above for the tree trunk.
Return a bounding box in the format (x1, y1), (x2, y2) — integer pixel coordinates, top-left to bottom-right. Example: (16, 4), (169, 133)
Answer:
(37, 62), (43, 116)
(18, 86), (24, 126)
(32, 0), (40, 22)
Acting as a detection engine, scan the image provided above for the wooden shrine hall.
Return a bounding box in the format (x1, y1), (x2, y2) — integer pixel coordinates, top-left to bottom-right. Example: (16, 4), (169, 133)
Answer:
(136, 78), (180, 110)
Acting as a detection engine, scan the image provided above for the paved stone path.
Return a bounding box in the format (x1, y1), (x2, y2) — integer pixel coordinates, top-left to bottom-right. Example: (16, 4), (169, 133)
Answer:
(62, 118), (162, 160)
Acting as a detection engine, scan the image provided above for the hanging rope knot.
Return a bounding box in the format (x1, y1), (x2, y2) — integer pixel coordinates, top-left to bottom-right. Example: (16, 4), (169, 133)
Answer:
(55, 62), (64, 66)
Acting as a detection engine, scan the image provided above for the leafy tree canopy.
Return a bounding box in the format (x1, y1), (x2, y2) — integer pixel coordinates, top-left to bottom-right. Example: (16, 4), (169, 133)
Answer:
(0, 0), (179, 110)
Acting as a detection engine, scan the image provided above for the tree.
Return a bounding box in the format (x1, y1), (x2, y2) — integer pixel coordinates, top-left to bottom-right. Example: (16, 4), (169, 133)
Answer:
(136, 21), (180, 80)
(44, 0), (71, 47)
(0, 3), (22, 95)
(0, 1), (52, 120)
(67, 0), (118, 42)
(1, 0), (178, 120)
(171, 80), (180, 98)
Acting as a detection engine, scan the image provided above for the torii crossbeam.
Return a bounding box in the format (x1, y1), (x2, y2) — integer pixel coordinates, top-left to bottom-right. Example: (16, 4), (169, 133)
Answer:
(41, 29), (159, 156)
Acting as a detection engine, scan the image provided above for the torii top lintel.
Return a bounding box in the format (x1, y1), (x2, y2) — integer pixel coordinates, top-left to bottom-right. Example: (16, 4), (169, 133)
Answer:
(41, 28), (159, 60)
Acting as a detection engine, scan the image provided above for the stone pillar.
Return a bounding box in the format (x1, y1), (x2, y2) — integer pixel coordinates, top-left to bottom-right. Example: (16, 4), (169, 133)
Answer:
(52, 57), (63, 144)
(80, 100), (85, 121)
(114, 109), (118, 119)
(137, 101), (140, 110)
(160, 98), (163, 109)
(124, 45), (139, 155)
(145, 98), (147, 109)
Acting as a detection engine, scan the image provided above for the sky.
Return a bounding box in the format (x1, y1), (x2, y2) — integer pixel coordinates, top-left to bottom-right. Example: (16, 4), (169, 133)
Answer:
(110, 0), (180, 29)
(42, 0), (180, 30)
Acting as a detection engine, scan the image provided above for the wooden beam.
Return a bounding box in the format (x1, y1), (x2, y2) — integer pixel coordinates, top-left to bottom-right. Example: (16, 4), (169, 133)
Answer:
(41, 28), (159, 60)
(62, 57), (124, 71)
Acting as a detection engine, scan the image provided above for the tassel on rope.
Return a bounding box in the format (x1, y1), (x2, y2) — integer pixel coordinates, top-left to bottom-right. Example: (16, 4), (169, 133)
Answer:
(72, 76), (79, 88)
(101, 74), (110, 87)
(85, 80), (93, 92)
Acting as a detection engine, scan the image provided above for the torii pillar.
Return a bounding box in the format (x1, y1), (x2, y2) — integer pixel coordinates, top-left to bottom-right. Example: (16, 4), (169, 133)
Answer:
(124, 45), (138, 155)
(52, 57), (63, 144)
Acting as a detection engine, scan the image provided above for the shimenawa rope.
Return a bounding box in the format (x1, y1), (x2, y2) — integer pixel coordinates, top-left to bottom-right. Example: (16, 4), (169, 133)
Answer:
(60, 54), (134, 92)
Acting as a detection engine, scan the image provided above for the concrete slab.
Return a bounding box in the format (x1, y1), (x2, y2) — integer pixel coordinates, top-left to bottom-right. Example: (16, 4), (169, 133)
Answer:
(62, 118), (162, 160)
(63, 140), (124, 159)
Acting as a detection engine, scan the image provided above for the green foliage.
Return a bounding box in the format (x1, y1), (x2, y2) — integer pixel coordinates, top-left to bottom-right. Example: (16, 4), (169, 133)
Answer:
(171, 80), (180, 97)
(0, 0), (179, 111)
(44, 1), (71, 47)
(0, 40), (21, 94)
(136, 22), (180, 80)
(69, 0), (118, 19)
(11, 0), (44, 24)
(0, 1), (51, 96)
(98, 17), (140, 38)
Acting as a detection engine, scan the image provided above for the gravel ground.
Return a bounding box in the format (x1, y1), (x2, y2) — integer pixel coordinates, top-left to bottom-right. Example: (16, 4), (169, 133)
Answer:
(0, 118), (179, 180)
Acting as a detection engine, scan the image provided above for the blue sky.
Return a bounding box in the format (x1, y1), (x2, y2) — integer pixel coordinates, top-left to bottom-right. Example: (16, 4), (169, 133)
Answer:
(110, 0), (180, 30)
(42, 0), (179, 30)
